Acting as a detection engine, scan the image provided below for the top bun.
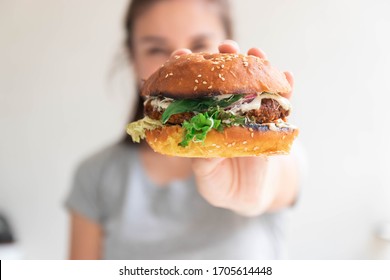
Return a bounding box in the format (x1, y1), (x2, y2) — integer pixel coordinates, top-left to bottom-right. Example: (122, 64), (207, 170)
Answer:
(142, 53), (291, 99)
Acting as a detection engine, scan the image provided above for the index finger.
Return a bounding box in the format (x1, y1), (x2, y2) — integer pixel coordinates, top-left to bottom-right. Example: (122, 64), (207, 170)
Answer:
(218, 40), (240, 54)
(170, 48), (192, 58)
(247, 48), (267, 60)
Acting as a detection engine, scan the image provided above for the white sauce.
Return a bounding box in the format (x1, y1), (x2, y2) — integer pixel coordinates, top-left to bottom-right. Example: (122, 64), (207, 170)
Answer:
(268, 123), (278, 131)
(263, 119), (297, 131)
(275, 119), (296, 129)
(228, 93), (291, 114)
(214, 94), (233, 101)
(149, 97), (173, 111)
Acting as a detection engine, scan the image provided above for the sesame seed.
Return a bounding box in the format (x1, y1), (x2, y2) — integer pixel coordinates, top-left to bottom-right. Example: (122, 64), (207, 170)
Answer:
(243, 62), (249, 67)
(198, 74), (202, 77)
(165, 74), (169, 78)
(202, 81), (207, 84)
(251, 133), (254, 138)
(211, 67), (215, 71)
(243, 141), (247, 145)
(227, 144), (232, 147)
(221, 64), (224, 69)
(232, 142), (236, 146)
(216, 145), (221, 148)
(208, 85), (213, 89)
(169, 72), (173, 76)
(195, 79), (199, 83)
(249, 127), (254, 132)
(194, 86), (198, 91)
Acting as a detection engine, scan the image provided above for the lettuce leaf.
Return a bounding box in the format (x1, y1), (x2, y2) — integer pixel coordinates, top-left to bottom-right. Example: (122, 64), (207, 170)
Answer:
(180, 111), (222, 147)
(161, 94), (243, 124)
(126, 116), (163, 143)
(179, 108), (246, 147)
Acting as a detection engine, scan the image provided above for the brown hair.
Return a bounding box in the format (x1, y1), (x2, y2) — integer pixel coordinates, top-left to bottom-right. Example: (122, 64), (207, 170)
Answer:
(123, 0), (233, 144)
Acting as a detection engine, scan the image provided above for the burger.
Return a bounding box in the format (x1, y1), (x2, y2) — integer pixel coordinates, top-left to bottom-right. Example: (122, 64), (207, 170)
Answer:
(127, 52), (298, 157)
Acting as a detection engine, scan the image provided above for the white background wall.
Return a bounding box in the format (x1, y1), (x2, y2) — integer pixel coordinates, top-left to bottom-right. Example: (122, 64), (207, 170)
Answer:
(1, 0), (390, 259)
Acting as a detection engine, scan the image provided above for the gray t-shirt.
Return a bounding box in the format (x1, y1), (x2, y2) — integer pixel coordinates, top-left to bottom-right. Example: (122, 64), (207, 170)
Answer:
(65, 143), (287, 259)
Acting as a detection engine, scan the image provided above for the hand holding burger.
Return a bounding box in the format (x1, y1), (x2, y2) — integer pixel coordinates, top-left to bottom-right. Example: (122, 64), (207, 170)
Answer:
(191, 42), (299, 216)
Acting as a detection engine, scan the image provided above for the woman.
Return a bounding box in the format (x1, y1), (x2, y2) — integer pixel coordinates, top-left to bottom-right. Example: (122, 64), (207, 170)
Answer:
(66, 0), (301, 259)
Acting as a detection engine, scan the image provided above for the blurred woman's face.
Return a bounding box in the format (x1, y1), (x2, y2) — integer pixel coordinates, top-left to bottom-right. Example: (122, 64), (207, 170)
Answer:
(132, 0), (226, 83)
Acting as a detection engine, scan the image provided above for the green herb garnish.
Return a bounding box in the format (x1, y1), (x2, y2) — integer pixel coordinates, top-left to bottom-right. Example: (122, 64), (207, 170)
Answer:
(179, 111), (222, 147)
(179, 108), (247, 147)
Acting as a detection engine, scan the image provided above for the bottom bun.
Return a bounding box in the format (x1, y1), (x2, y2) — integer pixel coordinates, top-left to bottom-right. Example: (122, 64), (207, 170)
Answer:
(145, 124), (299, 158)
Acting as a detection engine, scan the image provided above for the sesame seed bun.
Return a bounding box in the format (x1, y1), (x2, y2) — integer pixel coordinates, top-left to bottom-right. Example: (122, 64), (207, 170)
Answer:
(142, 53), (291, 98)
(145, 125), (298, 158)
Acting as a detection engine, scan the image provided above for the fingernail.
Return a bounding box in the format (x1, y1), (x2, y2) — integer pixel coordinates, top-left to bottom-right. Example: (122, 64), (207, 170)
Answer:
(170, 48), (192, 58)
(285, 71), (294, 78)
(221, 40), (239, 47)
